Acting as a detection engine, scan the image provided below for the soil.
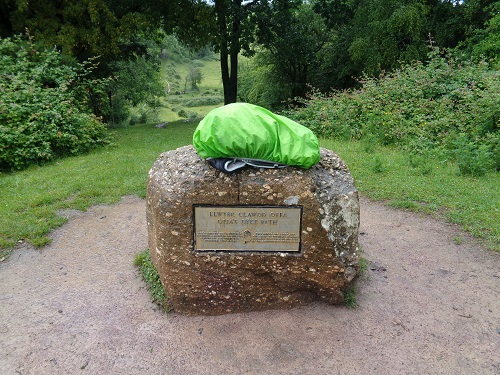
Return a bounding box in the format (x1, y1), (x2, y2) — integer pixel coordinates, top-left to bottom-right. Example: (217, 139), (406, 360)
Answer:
(0, 195), (498, 375)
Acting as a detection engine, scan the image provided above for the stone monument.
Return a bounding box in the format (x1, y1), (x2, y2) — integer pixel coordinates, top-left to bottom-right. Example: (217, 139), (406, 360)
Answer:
(146, 145), (360, 315)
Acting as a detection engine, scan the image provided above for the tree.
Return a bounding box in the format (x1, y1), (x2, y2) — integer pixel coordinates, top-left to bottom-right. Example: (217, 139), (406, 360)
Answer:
(347, 0), (430, 76)
(311, 0), (457, 88)
(253, 1), (327, 99)
(186, 64), (203, 91)
(1, 0), (164, 124)
(1, 0), (160, 64)
(465, 1), (500, 64)
(238, 51), (294, 108)
(166, 0), (268, 105)
(216, 0), (243, 104)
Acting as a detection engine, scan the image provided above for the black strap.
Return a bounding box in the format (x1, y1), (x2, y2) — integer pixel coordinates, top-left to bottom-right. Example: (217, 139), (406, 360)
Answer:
(206, 158), (287, 174)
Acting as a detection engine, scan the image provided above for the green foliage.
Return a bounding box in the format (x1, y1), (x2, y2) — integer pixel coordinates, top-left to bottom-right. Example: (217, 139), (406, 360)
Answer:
(5, 0), (160, 64)
(349, 0), (429, 75)
(185, 63), (203, 91)
(0, 35), (112, 171)
(359, 257), (368, 274)
(160, 34), (192, 62)
(470, 3), (500, 65)
(181, 97), (224, 107)
(287, 50), (499, 174)
(253, 2), (328, 99)
(307, 0), (498, 92)
(238, 54), (292, 108)
(453, 134), (495, 177)
(106, 54), (164, 127)
(134, 250), (171, 312)
(371, 155), (387, 174)
(113, 57), (164, 107)
(177, 109), (198, 119)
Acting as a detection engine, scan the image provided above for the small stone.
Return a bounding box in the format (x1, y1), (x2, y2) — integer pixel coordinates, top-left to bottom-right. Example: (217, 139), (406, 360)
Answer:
(284, 195), (299, 205)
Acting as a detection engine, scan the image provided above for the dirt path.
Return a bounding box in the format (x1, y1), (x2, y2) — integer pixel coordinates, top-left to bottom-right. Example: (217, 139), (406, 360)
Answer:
(0, 195), (498, 374)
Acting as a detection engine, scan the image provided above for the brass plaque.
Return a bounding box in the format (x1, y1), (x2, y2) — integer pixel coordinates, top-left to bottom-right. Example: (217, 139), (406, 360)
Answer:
(194, 206), (302, 252)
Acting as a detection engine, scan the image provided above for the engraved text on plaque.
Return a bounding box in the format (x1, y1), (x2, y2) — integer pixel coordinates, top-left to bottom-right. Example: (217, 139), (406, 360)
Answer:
(193, 206), (302, 252)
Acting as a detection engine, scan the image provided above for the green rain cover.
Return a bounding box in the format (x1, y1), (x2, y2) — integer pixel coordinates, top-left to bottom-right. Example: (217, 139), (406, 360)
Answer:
(193, 103), (320, 169)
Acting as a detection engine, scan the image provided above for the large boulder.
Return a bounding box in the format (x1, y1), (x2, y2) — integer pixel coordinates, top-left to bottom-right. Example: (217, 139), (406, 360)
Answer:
(146, 145), (360, 315)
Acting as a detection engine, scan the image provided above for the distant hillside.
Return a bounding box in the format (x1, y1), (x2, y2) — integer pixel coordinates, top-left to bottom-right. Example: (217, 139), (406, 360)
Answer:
(156, 38), (224, 122)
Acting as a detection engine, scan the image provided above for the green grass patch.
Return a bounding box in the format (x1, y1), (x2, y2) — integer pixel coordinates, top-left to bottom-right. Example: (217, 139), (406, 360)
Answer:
(198, 58), (223, 90)
(343, 286), (358, 308)
(0, 120), (197, 256)
(134, 249), (171, 312)
(321, 139), (500, 251)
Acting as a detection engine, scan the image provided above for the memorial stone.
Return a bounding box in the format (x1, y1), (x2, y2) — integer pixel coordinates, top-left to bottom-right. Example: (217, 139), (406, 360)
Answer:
(146, 145), (360, 315)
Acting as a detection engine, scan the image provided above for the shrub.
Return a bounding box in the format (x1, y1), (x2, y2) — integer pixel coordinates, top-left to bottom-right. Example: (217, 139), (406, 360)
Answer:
(0, 35), (112, 171)
(106, 56), (164, 127)
(286, 50), (499, 174)
(454, 134), (495, 177)
(177, 109), (198, 119)
(182, 96), (224, 107)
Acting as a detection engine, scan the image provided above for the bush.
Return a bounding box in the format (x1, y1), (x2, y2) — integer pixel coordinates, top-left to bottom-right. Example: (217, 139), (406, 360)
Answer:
(167, 96), (223, 107)
(182, 97), (224, 107)
(177, 109), (198, 119)
(107, 56), (163, 127)
(454, 134), (495, 177)
(286, 50), (499, 173)
(0, 35), (112, 171)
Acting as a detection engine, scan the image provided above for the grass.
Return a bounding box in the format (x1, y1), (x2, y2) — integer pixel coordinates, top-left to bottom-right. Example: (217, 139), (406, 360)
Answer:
(0, 120), (197, 257)
(134, 249), (171, 312)
(321, 139), (500, 251)
(1, 126), (498, 258)
(343, 286), (358, 308)
(1, 117), (498, 258)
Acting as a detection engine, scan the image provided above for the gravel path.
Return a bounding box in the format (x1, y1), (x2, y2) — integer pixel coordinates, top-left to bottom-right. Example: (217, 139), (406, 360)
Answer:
(1, 195), (498, 374)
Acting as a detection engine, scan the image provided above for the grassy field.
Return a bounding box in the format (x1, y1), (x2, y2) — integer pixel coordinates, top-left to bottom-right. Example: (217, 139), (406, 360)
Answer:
(1, 121), (498, 259)
(155, 57), (224, 123)
(321, 139), (499, 251)
(0, 121), (197, 255)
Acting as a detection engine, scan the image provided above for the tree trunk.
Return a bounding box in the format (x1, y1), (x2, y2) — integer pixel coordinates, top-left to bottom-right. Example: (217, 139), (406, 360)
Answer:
(220, 50), (232, 105)
(225, 48), (238, 104)
(216, 0), (240, 105)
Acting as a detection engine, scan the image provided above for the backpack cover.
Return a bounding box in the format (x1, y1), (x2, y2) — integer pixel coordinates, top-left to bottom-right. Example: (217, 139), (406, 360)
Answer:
(192, 103), (320, 169)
